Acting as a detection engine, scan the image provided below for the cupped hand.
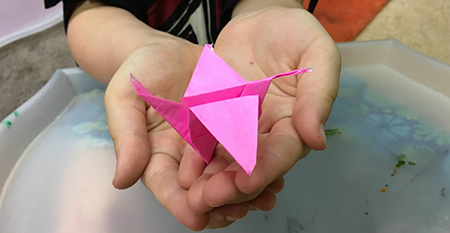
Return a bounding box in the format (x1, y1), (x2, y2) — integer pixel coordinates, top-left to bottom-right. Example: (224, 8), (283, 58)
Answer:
(104, 38), (273, 230)
(104, 39), (213, 230)
(181, 7), (341, 222)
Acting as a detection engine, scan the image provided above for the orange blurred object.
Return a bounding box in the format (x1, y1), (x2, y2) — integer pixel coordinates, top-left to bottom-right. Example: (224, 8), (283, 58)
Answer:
(303, 0), (390, 42)
(380, 187), (387, 192)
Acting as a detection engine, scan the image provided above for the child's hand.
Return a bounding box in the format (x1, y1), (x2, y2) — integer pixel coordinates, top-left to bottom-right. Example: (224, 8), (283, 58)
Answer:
(104, 41), (215, 230)
(104, 40), (270, 230)
(181, 7), (341, 223)
(105, 40), (198, 188)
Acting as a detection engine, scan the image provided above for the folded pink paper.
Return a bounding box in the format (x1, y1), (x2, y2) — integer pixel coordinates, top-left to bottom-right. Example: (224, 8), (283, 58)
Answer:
(130, 44), (312, 175)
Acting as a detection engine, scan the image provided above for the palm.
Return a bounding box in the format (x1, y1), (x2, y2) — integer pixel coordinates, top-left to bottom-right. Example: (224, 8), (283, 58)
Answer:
(114, 43), (199, 166)
(215, 14), (301, 140)
(215, 7), (339, 147)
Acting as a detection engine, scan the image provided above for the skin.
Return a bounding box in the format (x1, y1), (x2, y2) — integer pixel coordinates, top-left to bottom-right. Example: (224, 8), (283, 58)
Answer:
(67, 0), (340, 230)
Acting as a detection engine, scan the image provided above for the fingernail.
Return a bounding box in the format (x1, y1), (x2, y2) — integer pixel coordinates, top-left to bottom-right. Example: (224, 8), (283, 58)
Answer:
(225, 216), (238, 222)
(319, 123), (327, 148)
(249, 205), (262, 211)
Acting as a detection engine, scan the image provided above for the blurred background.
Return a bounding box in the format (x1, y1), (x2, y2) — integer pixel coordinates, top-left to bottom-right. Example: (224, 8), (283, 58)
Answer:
(1, 0), (449, 120)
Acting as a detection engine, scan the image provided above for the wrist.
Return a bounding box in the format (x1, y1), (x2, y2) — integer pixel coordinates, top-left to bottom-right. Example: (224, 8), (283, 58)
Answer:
(68, 4), (200, 84)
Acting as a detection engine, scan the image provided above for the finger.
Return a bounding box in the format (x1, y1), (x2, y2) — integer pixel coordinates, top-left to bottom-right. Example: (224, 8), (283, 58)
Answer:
(203, 187), (275, 231)
(202, 167), (281, 210)
(180, 140), (235, 190)
(235, 118), (310, 194)
(187, 156), (230, 213)
(206, 203), (249, 229)
(267, 177), (285, 193)
(202, 126), (292, 206)
(248, 187), (277, 211)
(203, 170), (263, 207)
(142, 152), (209, 231)
(202, 163), (284, 207)
(294, 33), (341, 150)
(105, 79), (151, 189)
(188, 174), (214, 213)
(179, 146), (206, 189)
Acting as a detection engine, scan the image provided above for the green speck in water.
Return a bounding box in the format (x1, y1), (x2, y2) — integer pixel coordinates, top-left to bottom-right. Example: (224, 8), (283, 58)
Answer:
(390, 173), (395, 177)
(385, 184), (388, 187)
(2, 120), (12, 129)
(13, 111), (19, 117)
(397, 160), (406, 166)
(364, 212), (369, 215)
(396, 154), (406, 161)
(325, 128), (341, 136)
(408, 161), (416, 166)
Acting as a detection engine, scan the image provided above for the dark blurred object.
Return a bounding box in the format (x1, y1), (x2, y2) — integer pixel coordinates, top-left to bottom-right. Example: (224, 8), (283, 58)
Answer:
(307, 0), (319, 13)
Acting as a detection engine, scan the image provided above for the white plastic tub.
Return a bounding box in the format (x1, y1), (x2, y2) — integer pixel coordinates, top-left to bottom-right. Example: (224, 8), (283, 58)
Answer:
(1, 40), (450, 232)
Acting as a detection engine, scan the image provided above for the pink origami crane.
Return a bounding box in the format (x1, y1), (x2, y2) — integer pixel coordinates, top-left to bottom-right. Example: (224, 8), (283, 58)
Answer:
(130, 44), (312, 175)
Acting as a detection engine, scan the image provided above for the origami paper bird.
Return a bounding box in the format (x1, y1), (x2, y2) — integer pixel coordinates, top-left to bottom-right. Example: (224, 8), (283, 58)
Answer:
(130, 44), (312, 175)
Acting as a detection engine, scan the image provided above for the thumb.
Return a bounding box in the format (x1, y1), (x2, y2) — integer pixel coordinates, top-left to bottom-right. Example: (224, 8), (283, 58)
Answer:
(105, 74), (150, 189)
(293, 36), (341, 150)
